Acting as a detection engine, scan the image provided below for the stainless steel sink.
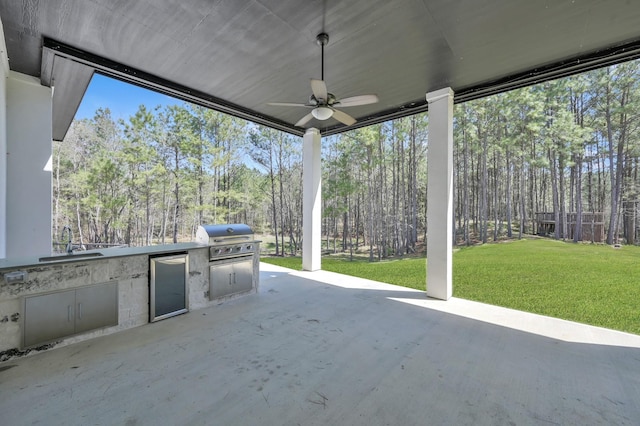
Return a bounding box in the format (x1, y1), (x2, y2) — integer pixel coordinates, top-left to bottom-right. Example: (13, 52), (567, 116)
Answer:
(38, 252), (104, 262)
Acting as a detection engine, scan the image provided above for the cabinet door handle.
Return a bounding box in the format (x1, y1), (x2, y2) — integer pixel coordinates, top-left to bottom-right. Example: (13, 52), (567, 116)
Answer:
(228, 274), (232, 285)
(78, 303), (82, 320)
(68, 305), (72, 322)
(233, 272), (236, 284)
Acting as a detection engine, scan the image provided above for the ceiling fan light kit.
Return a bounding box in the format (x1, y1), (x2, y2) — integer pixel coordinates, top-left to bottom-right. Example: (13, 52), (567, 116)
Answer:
(311, 106), (333, 120)
(267, 32), (379, 128)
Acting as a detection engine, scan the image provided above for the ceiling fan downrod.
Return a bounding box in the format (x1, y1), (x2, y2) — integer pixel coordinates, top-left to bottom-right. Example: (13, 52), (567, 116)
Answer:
(316, 33), (329, 82)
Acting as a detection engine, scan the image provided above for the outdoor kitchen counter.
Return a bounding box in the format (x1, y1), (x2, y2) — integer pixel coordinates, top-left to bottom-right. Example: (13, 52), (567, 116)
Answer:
(0, 242), (207, 271)
(0, 242), (259, 359)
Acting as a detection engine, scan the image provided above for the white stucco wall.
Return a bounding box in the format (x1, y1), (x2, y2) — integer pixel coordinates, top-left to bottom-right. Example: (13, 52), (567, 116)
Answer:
(0, 18), (9, 258)
(6, 72), (53, 257)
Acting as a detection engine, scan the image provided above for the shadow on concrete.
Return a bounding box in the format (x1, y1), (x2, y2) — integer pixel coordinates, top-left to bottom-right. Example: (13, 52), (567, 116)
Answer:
(1, 263), (639, 425)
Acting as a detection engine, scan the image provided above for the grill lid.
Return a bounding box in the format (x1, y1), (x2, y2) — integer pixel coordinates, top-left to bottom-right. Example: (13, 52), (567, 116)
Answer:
(196, 224), (254, 244)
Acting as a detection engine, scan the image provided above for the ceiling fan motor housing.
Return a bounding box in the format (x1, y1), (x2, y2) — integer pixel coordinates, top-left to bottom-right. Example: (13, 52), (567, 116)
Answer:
(316, 33), (329, 46)
(310, 93), (336, 106)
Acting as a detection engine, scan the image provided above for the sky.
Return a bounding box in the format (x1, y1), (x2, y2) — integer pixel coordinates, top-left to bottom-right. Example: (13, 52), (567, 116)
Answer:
(71, 73), (265, 171)
(74, 73), (185, 122)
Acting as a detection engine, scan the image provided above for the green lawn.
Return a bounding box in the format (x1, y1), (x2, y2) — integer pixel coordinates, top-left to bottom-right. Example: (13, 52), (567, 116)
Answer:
(262, 239), (640, 335)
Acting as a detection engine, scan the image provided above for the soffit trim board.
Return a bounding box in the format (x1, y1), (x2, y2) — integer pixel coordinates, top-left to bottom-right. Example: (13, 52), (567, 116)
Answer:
(454, 37), (640, 104)
(324, 37), (640, 135)
(43, 37), (305, 137)
(0, 17), (9, 75)
(44, 36), (640, 139)
(40, 46), (55, 87)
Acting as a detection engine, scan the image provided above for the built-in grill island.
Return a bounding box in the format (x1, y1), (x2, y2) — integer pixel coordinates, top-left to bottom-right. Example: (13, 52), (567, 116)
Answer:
(195, 224), (260, 300)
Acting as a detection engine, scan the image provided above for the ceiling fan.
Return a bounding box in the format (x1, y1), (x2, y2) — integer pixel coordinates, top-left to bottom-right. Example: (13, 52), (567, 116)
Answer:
(268, 33), (379, 127)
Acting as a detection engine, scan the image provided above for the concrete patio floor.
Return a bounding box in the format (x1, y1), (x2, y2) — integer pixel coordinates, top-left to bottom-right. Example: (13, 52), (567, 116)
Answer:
(2, 263), (640, 425)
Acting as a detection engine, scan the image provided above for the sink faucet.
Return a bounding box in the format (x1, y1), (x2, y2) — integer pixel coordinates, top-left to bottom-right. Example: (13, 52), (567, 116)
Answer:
(61, 226), (73, 254)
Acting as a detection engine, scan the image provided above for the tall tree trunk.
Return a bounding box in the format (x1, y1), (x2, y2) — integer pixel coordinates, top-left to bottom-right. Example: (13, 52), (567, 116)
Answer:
(173, 180), (180, 244)
(367, 146), (374, 262)
(505, 146), (513, 238)
(342, 203), (349, 252)
(493, 149), (500, 241)
(53, 144), (61, 248)
(605, 77), (628, 245)
(399, 121), (408, 254)
(145, 176), (151, 245)
(463, 117), (470, 245)
(377, 126), (387, 258)
(480, 126), (488, 244)
(410, 115), (418, 250)
(172, 148), (180, 244)
(574, 157), (583, 242)
(160, 181), (167, 244)
(278, 138), (286, 255)
(518, 157), (526, 239)
(549, 147), (561, 239)
(559, 153), (567, 240)
(269, 168), (279, 256)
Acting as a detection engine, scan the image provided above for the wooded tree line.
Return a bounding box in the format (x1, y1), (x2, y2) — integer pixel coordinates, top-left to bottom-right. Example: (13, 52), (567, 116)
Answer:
(54, 104), (283, 250)
(53, 61), (640, 254)
(452, 61), (640, 246)
(323, 61), (640, 254)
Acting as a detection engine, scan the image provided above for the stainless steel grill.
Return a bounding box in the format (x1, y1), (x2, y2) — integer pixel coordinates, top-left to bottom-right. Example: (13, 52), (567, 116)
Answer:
(196, 224), (259, 300)
(196, 223), (257, 260)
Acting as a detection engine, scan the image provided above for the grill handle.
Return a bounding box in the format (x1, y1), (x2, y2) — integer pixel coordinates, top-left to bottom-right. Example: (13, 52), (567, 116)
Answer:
(212, 236), (252, 243)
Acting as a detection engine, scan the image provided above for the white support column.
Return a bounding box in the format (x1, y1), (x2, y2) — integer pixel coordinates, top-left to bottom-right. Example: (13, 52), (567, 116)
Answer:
(6, 71), (53, 258)
(426, 88), (454, 300)
(302, 128), (321, 271)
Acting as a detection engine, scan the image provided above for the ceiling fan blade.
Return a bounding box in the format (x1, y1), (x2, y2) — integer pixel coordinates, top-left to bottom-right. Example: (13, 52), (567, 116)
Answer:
(332, 109), (357, 126)
(311, 79), (328, 102)
(337, 94), (379, 107)
(295, 112), (315, 127)
(268, 102), (313, 107)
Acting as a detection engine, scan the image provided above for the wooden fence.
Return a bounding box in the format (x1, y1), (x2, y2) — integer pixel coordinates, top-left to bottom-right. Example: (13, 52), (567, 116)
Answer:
(534, 212), (605, 242)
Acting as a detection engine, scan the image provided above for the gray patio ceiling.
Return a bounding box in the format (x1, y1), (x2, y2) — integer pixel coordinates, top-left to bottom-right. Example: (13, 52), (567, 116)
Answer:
(2, 1), (640, 140)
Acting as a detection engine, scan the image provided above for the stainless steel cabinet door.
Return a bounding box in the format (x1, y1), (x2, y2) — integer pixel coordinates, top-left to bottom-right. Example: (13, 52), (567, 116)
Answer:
(209, 256), (253, 300)
(232, 258), (253, 293)
(209, 262), (235, 299)
(23, 282), (119, 348)
(75, 282), (118, 333)
(23, 290), (76, 348)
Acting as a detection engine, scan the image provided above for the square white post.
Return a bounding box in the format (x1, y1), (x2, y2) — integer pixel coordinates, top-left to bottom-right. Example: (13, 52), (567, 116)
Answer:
(6, 72), (53, 258)
(426, 88), (454, 300)
(302, 128), (321, 271)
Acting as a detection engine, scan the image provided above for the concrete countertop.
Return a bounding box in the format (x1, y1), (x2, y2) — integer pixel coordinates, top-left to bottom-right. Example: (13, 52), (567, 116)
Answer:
(0, 242), (208, 271)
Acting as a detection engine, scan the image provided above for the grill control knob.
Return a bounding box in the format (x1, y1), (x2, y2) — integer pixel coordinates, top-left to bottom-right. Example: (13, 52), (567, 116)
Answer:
(246, 245), (253, 250)
(226, 247), (233, 253)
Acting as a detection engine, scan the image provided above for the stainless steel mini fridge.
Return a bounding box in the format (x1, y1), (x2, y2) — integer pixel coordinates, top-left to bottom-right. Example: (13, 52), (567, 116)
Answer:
(150, 253), (188, 322)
